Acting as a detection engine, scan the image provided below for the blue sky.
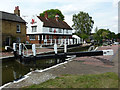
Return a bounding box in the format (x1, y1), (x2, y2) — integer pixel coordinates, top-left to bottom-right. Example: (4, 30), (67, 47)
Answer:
(0, 0), (119, 33)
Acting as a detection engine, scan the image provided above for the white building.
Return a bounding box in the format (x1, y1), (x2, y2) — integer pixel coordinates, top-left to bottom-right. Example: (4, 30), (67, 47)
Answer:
(26, 11), (73, 44)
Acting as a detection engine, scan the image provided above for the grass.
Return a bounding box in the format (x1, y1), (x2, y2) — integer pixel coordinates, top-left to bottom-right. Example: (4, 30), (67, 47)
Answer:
(23, 72), (118, 89)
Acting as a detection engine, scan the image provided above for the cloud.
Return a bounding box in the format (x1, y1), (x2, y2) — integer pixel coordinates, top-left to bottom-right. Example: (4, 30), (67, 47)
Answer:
(0, 0), (118, 34)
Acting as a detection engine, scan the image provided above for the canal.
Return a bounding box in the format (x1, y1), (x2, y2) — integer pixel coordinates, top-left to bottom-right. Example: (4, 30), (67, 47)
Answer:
(2, 45), (90, 85)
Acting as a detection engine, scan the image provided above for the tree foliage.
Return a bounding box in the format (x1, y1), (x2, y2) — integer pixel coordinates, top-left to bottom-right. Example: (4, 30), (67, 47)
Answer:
(40, 9), (64, 21)
(72, 11), (94, 40)
(116, 33), (120, 39)
(93, 28), (116, 43)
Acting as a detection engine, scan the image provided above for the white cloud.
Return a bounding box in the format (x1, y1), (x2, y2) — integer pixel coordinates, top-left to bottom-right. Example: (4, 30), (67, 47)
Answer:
(0, 0), (118, 34)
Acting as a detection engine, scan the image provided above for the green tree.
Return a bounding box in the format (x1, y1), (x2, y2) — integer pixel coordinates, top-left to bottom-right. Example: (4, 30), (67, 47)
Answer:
(116, 33), (120, 39)
(40, 9), (64, 21)
(93, 28), (116, 44)
(72, 11), (94, 40)
(108, 32), (116, 40)
(93, 27), (100, 42)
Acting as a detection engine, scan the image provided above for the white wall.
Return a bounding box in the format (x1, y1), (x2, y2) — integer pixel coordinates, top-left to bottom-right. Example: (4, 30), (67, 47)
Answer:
(26, 16), (72, 35)
(26, 16), (43, 34)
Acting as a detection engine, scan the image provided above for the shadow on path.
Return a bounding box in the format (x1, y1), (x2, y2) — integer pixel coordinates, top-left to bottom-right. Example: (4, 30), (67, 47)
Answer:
(92, 57), (114, 66)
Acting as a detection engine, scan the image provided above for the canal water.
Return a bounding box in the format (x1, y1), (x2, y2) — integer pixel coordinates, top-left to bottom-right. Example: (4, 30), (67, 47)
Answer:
(2, 45), (90, 85)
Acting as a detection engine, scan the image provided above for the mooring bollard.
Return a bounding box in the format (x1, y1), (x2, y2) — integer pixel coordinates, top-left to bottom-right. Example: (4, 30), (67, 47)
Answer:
(32, 44), (36, 64)
(13, 43), (17, 58)
(54, 39), (58, 64)
(19, 43), (22, 62)
(19, 43), (22, 55)
(64, 39), (67, 53)
(32, 44), (36, 56)
(13, 43), (17, 51)
(54, 39), (57, 54)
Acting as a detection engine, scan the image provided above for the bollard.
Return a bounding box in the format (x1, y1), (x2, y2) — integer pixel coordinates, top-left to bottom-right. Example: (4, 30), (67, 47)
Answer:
(13, 43), (17, 51)
(19, 43), (22, 55)
(64, 39), (67, 53)
(19, 43), (22, 62)
(54, 39), (57, 54)
(32, 44), (36, 56)
(13, 43), (17, 58)
(32, 44), (36, 65)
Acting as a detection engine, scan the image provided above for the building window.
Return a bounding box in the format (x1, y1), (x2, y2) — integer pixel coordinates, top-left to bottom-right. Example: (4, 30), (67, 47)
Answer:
(29, 35), (36, 40)
(58, 29), (62, 33)
(49, 35), (52, 40)
(49, 28), (52, 32)
(66, 30), (68, 33)
(32, 26), (37, 32)
(16, 24), (20, 32)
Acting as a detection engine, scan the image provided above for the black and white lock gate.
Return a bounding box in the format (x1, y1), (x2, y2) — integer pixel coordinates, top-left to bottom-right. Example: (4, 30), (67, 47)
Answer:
(12, 43), (114, 60)
(66, 49), (113, 57)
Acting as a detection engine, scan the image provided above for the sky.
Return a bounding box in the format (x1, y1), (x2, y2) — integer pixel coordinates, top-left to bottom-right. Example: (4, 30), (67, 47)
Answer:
(0, 0), (119, 34)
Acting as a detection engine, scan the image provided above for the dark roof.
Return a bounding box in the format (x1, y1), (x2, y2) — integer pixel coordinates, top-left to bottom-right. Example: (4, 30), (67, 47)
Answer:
(0, 11), (26, 23)
(37, 16), (72, 30)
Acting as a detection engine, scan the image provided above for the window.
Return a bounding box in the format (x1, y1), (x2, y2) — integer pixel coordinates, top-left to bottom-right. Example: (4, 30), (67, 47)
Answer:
(16, 24), (20, 32)
(32, 26), (37, 32)
(49, 35), (52, 40)
(49, 28), (52, 32)
(66, 30), (68, 33)
(29, 35), (36, 40)
(58, 29), (62, 33)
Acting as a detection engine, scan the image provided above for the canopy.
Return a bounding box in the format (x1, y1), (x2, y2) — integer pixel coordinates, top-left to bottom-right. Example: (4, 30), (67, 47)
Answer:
(72, 35), (80, 39)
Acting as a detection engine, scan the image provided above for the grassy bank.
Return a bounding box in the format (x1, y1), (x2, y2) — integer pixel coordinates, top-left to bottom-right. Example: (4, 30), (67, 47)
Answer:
(24, 72), (118, 88)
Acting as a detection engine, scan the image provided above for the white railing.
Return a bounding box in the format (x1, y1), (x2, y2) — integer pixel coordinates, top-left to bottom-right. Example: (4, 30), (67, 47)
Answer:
(88, 46), (95, 51)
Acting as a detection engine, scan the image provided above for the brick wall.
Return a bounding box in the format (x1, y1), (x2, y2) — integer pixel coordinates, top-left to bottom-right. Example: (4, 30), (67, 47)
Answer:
(26, 34), (72, 44)
(2, 20), (26, 46)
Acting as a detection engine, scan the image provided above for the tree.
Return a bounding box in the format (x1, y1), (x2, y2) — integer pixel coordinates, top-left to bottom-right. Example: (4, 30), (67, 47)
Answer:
(116, 33), (120, 39)
(93, 27), (100, 41)
(93, 28), (116, 44)
(72, 11), (94, 40)
(40, 9), (64, 21)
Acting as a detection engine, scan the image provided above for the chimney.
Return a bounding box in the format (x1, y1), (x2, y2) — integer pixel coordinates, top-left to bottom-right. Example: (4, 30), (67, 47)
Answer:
(45, 11), (48, 20)
(14, 6), (20, 16)
(55, 14), (59, 21)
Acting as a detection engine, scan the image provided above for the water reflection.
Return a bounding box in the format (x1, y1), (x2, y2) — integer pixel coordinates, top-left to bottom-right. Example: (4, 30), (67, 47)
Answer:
(2, 46), (89, 85)
(2, 57), (66, 85)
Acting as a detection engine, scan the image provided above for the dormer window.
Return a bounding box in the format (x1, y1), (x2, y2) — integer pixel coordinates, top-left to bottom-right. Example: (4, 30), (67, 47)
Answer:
(16, 24), (21, 32)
